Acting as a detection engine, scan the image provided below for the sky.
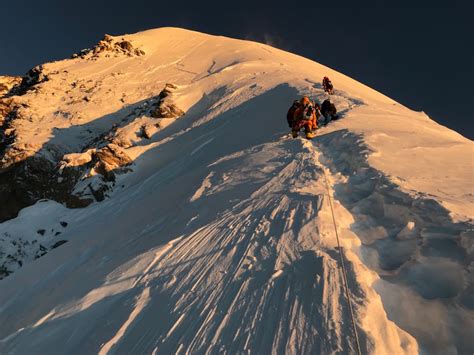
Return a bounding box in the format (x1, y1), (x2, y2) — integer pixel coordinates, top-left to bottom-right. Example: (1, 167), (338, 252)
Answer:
(1, 1), (473, 139)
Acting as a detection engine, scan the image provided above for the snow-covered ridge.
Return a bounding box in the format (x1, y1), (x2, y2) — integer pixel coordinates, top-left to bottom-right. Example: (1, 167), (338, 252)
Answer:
(0, 27), (472, 354)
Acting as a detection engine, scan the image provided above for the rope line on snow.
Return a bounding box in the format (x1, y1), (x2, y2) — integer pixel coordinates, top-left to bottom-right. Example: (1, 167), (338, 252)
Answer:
(321, 168), (363, 355)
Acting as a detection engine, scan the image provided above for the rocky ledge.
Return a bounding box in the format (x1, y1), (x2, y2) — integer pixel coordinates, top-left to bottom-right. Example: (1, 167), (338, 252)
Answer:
(72, 34), (146, 59)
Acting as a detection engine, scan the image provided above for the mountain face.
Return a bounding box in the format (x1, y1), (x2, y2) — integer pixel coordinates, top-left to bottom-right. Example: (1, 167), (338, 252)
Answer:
(0, 36), (170, 224)
(0, 28), (472, 354)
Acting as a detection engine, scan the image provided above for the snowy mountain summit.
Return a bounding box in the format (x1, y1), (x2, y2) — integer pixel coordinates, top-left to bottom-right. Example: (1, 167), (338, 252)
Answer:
(0, 27), (472, 354)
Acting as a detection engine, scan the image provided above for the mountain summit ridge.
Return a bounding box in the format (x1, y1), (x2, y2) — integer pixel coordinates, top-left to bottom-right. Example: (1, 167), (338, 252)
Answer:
(0, 27), (472, 354)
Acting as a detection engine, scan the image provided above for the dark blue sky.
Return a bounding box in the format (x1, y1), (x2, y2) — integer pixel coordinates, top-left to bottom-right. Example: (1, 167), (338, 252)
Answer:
(1, 1), (472, 138)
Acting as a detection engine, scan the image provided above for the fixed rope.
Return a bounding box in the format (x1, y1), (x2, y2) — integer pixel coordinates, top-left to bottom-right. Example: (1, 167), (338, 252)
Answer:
(322, 168), (363, 355)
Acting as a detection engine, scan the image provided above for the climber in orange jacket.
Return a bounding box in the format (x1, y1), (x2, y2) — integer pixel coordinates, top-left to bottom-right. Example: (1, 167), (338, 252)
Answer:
(286, 96), (318, 139)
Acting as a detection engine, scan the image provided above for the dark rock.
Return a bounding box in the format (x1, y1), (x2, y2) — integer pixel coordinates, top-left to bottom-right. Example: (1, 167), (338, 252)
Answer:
(72, 35), (146, 59)
(37, 229), (46, 236)
(103, 34), (114, 43)
(0, 76), (22, 97)
(60, 221), (68, 227)
(118, 40), (134, 52)
(0, 265), (11, 279)
(34, 245), (48, 259)
(15, 66), (50, 96)
(66, 194), (94, 208)
(88, 183), (106, 202)
(91, 144), (132, 182)
(51, 240), (68, 249)
(0, 152), (86, 222)
(139, 124), (152, 139)
(150, 84), (185, 119)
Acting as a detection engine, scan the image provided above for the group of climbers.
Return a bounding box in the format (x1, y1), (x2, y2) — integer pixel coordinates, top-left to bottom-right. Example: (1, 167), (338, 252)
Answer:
(286, 76), (339, 139)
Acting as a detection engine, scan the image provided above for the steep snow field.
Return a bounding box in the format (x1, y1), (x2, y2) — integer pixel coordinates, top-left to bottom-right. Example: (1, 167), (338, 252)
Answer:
(0, 28), (472, 354)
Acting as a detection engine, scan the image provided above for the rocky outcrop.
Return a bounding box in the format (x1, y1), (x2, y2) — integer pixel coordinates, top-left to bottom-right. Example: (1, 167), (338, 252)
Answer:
(91, 143), (133, 182)
(72, 34), (145, 59)
(0, 76), (22, 97)
(0, 78), (184, 223)
(0, 74), (79, 221)
(0, 156), (54, 221)
(0, 97), (13, 123)
(0, 77), (23, 156)
(66, 144), (133, 202)
(0, 141), (131, 222)
(0, 35), (187, 279)
(41, 144), (133, 208)
(139, 123), (156, 139)
(0, 29), (193, 279)
(0, 218), (70, 280)
(0, 98), (15, 153)
(0, 70), (48, 176)
(0, 77), (136, 274)
(151, 83), (185, 118)
(109, 83), (184, 148)
(15, 66), (49, 95)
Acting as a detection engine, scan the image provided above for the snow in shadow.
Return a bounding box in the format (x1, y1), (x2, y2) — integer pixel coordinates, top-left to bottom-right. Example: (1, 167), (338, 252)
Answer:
(315, 129), (473, 354)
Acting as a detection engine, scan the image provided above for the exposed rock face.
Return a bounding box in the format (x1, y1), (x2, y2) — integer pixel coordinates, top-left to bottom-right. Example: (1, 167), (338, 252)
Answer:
(0, 66), (185, 224)
(0, 70), (48, 171)
(0, 70), (75, 221)
(0, 98), (13, 123)
(0, 156), (55, 222)
(91, 143), (133, 182)
(0, 76), (22, 97)
(58, 84), (183, 205)
(0, 80), (66, 222)
(0, 98), (15, 151)
(139, 123), (155, 139)
(0, 77), (22, 154)
(15, 66), (49, 95)
(72, 34), (146, 59)
(151, 83), (185, 119)
(0, 31), (187, 278)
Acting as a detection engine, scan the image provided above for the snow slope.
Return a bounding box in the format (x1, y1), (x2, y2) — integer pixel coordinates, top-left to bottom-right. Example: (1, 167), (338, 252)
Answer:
(0, 27), (472, 354)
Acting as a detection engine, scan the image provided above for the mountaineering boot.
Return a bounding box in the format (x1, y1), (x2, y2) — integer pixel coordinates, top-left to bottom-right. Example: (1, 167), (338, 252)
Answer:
(291, 130), (299, 138)
(305, 131), (316, 139)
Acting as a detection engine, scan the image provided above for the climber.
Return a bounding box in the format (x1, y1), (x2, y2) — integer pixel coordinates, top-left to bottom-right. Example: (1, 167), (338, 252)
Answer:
(286, 99), (300, 128)
(322, 76), (334, 94)
(287, 96), (318, 139)
(320, 99), (338, 125)
(314, 101), (322, 124)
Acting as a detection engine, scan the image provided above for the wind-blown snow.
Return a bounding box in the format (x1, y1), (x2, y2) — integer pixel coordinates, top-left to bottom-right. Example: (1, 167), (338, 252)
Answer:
(0, 27), (472, 354)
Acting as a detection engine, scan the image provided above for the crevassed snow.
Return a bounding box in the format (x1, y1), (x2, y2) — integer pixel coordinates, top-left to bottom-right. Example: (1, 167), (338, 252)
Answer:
(0, 27), (472, 354)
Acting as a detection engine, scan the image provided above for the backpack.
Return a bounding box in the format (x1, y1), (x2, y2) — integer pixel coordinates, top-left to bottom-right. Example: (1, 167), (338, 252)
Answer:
(322, 99), (337, 117)
(287, 100), (300, 127)
(321, 99), (330, 111)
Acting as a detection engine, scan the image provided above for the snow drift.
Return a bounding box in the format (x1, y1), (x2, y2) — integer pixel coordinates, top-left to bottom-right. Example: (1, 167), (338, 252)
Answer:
(0, 27), (472, 354)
